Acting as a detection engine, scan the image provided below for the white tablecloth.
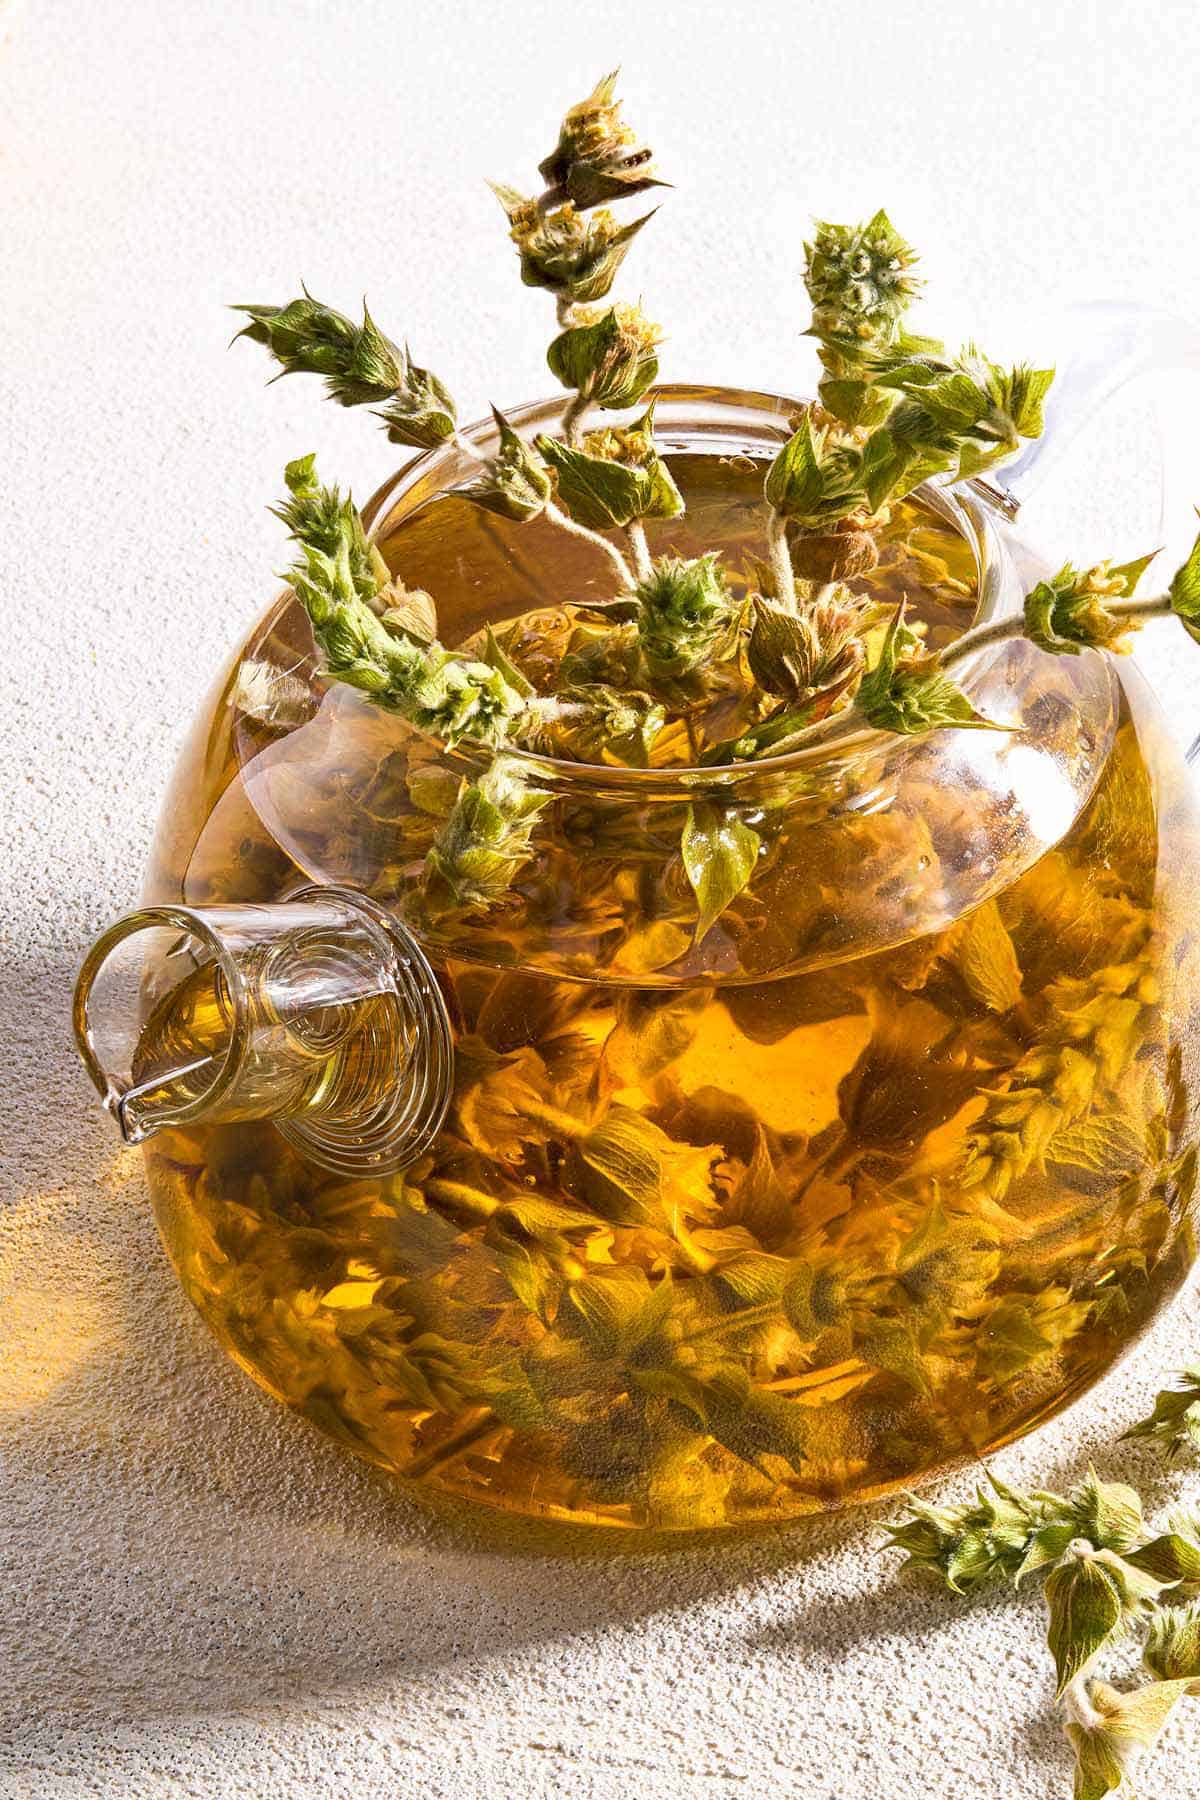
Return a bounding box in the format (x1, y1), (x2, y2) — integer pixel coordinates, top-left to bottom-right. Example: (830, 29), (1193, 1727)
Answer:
(3, 3), (1200, 1794)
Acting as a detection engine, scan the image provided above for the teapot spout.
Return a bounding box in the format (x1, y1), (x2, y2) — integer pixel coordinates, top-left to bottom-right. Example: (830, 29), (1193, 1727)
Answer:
(72, 884), (453, 1177)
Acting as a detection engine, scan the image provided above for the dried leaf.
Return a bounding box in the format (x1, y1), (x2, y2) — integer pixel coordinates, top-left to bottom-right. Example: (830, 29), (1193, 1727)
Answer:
(681, 803), (762, 945)
(1047, 1115), (1148, 1183)
(1065, 1678), (1192, 1800)
(1045, 1551), (1126, 1696)
(954, 901), (1023, 1013)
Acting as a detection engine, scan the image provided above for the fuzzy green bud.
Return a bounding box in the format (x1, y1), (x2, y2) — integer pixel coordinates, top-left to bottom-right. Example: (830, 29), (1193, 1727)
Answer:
(493, 188), (655, 304)
(634, 553), (743, 681)
(423, 756), (549, 915)
(538, 70), (665, 210)
(1024, 556), (1155, 656)
(804, 210), (921, 351)
(547, 302), (662, 410)
(1144, 1598), (1200, 1686)
(461, 408), (553, 522)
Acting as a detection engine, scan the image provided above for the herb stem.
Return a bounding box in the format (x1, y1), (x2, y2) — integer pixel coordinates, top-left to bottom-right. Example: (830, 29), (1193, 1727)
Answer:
(625, 519), (653, 583)
(793, 1133), (860, 1202)
(562, 391), (590, 446)
(424, 1176), (500, 1220)
(519, 1097), (591, 1142)
(544, 499), (636, 589)
(453, 429), (489, 467)
(935, 592), (1173, 678)
(402, 1411), (501, 1480)
(767, 510), (799, 614)
(462, 420), (635, 589)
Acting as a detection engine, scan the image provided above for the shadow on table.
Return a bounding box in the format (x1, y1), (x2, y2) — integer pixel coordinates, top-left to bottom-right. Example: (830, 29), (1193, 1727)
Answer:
(0, 950), (876, 1747)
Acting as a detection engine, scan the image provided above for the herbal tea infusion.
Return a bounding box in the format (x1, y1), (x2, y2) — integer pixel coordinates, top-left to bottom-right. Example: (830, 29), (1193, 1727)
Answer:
(75, 73), (1200, 1531)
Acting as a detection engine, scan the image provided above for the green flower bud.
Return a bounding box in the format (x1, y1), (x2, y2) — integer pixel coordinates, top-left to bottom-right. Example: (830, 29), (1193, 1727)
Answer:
(1024, 555), (1155, 656)
(537, 70), (665, 210)
(747, 589), (869, 717)
(408, 652), (526, 746)
(884, 1476), (1060, 1594)
(635, 553), (743, 681)
(1144, 1597), (1200, 1686)
(461, 408), (553, 522)
(547, 302), (662, 410)
(492, 187), (655, 304)
(873, 347), (1054, 483)
(374, 349), (457, 449)
(423, 756), (548, 915)
(273, 455), (380, 604)
(1065, 1468), (1145, 1554)
(545, 685), (666, 766)
(804, 210), (921, 350)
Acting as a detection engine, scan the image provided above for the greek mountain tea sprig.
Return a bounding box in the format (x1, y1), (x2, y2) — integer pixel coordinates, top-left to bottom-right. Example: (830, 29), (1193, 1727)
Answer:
(888, 1472), (1200, 1797)
(235, 294), (458, 449)
(801, 211), (1052, 467)
(491, 71), (669, 589)
(758, 213), (1052, 611)
(1126, 1364), (1200, 1461)
(279, 457), (527, 747)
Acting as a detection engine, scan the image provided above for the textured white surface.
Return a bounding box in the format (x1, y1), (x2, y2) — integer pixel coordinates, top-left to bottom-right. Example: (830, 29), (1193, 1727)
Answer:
(4, 3), (1200, 1796)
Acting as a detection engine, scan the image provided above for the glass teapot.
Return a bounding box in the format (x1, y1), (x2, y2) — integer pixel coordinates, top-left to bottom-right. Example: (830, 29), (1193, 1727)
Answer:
(73, 305), (1200, 1533)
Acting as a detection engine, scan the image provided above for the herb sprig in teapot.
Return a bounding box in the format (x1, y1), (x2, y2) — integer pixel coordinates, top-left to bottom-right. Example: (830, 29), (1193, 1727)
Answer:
(235, 70), (1200, 937)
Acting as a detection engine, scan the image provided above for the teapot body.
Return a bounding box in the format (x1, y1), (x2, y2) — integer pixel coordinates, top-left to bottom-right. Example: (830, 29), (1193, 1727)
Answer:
(129, 391), (1200, 1532)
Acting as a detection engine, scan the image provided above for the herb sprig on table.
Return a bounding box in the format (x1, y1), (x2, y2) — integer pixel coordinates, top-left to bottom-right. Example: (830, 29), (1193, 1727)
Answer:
(888, 1454), (1200, 1799)
(233, 70), (1200, 936)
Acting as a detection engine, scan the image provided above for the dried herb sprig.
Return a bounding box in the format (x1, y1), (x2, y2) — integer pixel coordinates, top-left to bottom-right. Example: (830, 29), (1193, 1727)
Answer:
(279, 457), (526, 747)
(1126, 1365), (1200, 1461)
(491, 74), (672, 582)
(756, 212), (1052, 614)
(888, 1472), (1200, 1797)
(234, 294), (458, 449)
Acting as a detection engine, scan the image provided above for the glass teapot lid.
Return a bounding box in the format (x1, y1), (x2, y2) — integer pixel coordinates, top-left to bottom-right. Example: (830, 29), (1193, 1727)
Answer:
(222, 387), (1125, 985)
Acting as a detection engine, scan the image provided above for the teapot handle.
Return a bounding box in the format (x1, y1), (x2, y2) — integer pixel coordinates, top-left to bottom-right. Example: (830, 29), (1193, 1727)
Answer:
(989, 300), (1200, 569)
